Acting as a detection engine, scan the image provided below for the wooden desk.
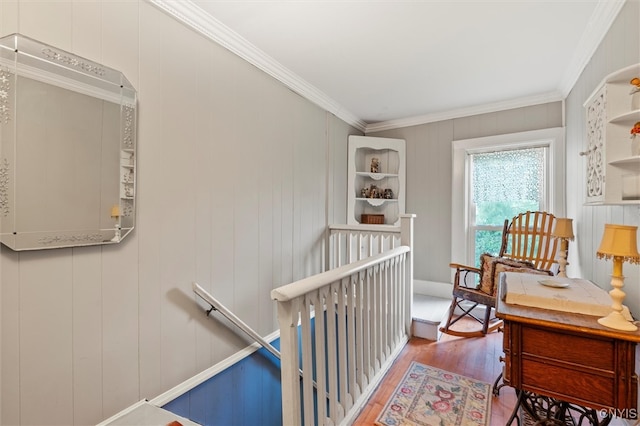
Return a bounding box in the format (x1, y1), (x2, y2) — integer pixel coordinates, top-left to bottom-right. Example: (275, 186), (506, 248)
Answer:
(496, 274), (640, 422)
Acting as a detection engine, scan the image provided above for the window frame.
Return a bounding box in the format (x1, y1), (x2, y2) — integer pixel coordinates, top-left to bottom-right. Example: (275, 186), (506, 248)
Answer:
(451, 127), (566, 270)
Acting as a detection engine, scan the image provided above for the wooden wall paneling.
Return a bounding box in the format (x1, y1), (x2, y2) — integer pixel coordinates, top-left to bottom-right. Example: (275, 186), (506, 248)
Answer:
(326, 116), (337, 230)
(1, 250), (21, 426)
(101, 241), (140, 418)
(524, 103), (552, 129)
(71, 1), (102, 61)
(424, 121), (454, 283)
(327, 116), (355, 229)
(192, 34), (216, 374)
(257, 77), (282, 335)
(565, 81), (582, 277)
(451, 112), (479, 141)
(496, 107), (527, 136)
(311, 105), (327, 278)
(408, 125), (430, 280)
(315, 109), (329, 275)
(233, 349), (282, 424)
(136, 1), (166, 402)
(622, 4), (640, 65)
(279, 96), (295, 289)
(100, 1), (143, 415)
(71, 246), (104, 426)
(592, 207), (609, 284)
(296, 102), (327, 279)
(433, 121), (455, 283)
(19, 250), (74, 425)
(303, 106), (316, 278)
(156, 20), (199, 393)
(17, 1), (72, 50)
(621, 6), (636, 63)
(0, 1), (19, 35)
(208, 45), (245, 363)
(291, 96), (305, 283)
(232, 60), (262, 337)
(102, 1), (140, 89)
(477, 109), (499, 138)
(262, 82), (285, 328)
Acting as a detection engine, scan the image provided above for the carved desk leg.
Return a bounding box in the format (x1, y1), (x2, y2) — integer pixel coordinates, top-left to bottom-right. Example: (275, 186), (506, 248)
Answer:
(507, 390), (613, 426)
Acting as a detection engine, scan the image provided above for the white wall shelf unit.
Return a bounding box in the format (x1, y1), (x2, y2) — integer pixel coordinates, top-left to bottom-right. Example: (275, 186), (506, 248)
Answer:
(583, 63), (640, 205)
(347, 135), (406, 225)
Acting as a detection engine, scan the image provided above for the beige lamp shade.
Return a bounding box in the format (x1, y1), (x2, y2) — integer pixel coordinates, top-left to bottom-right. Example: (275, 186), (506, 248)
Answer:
(597, 224), (640, 264)
(552, 218), (574, 240)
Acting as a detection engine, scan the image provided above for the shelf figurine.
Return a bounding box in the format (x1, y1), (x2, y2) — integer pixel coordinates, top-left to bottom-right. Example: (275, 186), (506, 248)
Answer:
(630, 121), (640, 139)
(370, 157), (380, 173)
(631, 122), (640, 156)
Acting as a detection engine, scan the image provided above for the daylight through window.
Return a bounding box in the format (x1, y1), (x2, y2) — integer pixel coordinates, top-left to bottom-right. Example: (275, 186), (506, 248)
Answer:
(469, 147), (547, 264)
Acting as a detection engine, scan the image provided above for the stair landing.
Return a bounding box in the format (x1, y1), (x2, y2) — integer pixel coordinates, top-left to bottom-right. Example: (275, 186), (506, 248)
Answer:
(412, 294), (451, 341)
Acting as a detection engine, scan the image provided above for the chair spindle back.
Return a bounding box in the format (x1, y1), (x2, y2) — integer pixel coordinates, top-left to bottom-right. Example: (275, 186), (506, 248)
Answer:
(499, 211), (559, 272)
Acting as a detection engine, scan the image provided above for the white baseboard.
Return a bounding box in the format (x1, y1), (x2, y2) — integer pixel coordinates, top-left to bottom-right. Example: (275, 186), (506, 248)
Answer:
(413, 279), (453, 299)
(413, 279), (493, 318)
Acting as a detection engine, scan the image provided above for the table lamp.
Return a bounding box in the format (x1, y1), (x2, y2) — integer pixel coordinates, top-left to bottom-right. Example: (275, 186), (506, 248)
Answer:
(596, 224), (640, 331)
(552, 218), (574, 277)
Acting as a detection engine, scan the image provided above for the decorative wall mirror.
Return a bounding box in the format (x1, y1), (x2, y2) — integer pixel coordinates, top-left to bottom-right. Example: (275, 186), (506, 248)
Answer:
(0, 33), (137, 250)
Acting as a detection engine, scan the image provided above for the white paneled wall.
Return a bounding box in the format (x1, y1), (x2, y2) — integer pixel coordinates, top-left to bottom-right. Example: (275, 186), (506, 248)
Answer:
(0, 1), (359, 424)
(565, 1), (640, 315)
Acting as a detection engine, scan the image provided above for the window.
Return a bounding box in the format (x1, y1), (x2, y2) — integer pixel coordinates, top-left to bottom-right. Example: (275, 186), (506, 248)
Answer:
(470, 147), (546, 265)
(451, 128), (565, 268)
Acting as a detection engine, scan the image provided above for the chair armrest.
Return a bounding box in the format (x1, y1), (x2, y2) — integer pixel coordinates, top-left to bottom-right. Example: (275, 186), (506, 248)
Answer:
(449, 263), (482, 290)
(449, 263), (481, 274)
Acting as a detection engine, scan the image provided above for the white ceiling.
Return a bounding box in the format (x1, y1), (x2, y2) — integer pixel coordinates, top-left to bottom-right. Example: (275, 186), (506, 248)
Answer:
(149, 0), (625, 132)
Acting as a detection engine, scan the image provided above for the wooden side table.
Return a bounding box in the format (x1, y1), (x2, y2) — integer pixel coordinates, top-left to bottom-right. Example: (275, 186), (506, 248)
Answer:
(496, 273), (640, 425)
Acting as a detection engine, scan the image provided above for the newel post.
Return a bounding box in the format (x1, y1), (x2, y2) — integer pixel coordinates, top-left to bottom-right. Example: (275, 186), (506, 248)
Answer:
(272, 297), (302, 425)
(400, 214), (415, 335)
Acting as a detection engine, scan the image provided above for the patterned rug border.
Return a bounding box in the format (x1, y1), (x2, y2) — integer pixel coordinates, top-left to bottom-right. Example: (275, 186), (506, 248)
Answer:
(375, 361), (492, 426)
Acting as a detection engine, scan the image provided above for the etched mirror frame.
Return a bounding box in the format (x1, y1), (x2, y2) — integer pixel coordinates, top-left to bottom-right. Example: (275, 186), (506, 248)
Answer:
(0, 34), (137, 250)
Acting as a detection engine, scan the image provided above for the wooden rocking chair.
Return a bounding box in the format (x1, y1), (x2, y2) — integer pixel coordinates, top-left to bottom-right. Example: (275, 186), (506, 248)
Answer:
(440, 211), (559, 338)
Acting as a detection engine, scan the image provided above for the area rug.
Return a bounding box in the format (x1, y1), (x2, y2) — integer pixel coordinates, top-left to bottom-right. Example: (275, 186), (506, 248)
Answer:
(375, 362), (492, 426)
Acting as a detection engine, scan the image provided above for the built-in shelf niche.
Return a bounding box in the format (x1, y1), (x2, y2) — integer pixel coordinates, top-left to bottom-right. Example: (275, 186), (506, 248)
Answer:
(347, 135), (406, 225)
(583, 63), (640, 205)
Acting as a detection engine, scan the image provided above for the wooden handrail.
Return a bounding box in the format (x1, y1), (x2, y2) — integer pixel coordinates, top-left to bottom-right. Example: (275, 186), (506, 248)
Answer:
(271, 246), (410, 302)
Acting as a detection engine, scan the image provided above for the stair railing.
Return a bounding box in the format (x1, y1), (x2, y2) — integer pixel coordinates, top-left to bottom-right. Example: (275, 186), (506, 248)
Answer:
(193, 282), (281, 360)
(273, 214), (414, 426)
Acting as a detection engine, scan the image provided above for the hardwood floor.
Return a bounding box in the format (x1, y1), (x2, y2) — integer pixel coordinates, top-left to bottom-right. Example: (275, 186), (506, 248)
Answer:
(352, 329), (518, 425)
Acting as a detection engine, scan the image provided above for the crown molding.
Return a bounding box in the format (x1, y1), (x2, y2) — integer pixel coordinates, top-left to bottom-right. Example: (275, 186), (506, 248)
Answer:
(556, 0), (626, 98)
(147, 0), (621, 134)
(366, 0), (624, 133)
(364, 91), (565, 134)
(145, 0), (367, 132)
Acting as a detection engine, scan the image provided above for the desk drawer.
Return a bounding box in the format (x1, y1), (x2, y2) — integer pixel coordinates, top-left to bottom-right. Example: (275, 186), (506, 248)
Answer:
(503, 322), (638, 410)
(521, 326), (614, 370)
(522, 360), (614, 407)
